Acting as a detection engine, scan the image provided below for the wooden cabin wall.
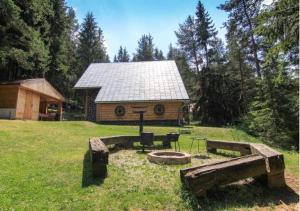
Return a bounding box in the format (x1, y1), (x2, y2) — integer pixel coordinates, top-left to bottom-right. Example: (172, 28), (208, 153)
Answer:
(96, 101), (183, 122)
(16, 88), (40, 120)
(0, 85), (19, 119)
(0, 85), (18, 108)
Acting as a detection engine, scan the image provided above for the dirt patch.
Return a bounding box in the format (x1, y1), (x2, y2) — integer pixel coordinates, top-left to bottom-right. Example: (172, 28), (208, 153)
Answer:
(255, 172), (299, 211)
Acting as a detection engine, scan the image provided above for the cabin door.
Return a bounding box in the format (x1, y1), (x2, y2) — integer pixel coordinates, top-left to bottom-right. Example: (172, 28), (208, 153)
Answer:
(23, 92), (33, 119)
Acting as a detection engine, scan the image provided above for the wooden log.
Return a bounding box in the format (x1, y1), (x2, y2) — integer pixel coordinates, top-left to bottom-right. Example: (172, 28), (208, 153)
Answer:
(183, 154), (266, 196)
(206, 140), (252, 156)
(100, 135), (170, 147)
(89, 138), (109, 178)
(250, 143), (285, 187)
(180, 158), (245, 183)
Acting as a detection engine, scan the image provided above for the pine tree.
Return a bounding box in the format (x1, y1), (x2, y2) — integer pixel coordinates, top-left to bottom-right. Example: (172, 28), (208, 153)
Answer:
(0, 0), (51, 81)
(219, 0), (263, 78)
(114, 46), (130, 62)
(195, 1), (217, 67)
(122, 48), (130, 62)
(77, 12), (107, 77)
(244, 0), (299, 149)
(133, 34), (154, 61)
(175, 16), (201, 72)
(154, 48), (165, 61)
(113, 55), (117, 62)
(225, 19), (255, 114)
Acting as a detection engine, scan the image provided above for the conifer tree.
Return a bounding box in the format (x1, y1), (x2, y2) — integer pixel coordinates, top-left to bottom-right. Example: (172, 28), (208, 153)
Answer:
(195, 1), (217, 67)
(114, 46), (130, 62)
(175, 16), (201, 72)
(154, 48), (165, 60)
(219, 0), (263, 77)
(0, 0), (51, 80)
(77, 12), (107, 76)
(133, 34), (154, 61)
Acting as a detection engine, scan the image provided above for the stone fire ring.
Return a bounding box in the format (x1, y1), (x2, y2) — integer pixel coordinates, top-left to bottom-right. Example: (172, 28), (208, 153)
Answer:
(147, 151), (191, 165)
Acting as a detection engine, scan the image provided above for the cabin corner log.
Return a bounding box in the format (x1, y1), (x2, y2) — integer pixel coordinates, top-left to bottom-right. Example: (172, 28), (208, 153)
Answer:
(89, 138), (109, 178)
(206, 140), (252, 156)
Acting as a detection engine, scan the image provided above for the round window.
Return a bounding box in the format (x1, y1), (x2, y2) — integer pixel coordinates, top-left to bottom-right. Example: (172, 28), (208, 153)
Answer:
(115, 106), (125, 116)
(154, 104), (165, 116)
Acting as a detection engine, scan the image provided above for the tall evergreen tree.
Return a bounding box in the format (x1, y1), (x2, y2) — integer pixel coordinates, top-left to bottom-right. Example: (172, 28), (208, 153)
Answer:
(154, 48), (165, 61)
(47, 0), (78, 96)
(0, 0), (51, 81)
(244, 0), (299, 148)
(219, 0), (263, 78)
(133, 34), (155, 61)
(115, 46), (130, 62)
(175, 16), (201, 72)
(195, 1), (217, 67)
(77, 12), (107, 77)
(225, 19), (255, 114)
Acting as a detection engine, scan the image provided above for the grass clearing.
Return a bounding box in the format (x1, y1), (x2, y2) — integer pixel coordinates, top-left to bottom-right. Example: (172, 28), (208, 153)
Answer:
(0, 120), (298, 210)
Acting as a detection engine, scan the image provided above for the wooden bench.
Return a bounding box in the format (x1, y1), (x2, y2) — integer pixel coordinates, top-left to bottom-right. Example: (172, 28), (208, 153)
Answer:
(250, 143), (285, 187)
(89, 138), (109, 178)
(206, 140), (252, 156)
(181, 154), (267, 196)
(181, 140), (286, 196)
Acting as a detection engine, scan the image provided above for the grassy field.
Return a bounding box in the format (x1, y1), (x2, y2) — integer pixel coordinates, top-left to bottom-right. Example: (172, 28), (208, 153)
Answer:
(0, 120), (298, 210)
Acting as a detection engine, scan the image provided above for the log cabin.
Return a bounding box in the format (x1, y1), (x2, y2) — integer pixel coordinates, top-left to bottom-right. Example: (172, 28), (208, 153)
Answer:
(74, 60), (189, 124)
(0, 78), (65, 120)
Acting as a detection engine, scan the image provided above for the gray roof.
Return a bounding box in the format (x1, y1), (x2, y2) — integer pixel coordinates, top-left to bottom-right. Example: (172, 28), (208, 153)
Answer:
(74, 60), (189, 103)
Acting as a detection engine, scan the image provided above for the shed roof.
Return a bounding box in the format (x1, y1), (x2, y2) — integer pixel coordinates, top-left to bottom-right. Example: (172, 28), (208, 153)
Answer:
(0, 78), (65, 102)
(74, 60), (189, 103)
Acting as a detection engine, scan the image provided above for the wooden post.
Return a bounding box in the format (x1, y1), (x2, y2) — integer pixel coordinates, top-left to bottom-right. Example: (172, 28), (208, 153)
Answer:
(84, 89), (88, 120)
(45, 103), (48, 115)
(58, 102), (63, 121)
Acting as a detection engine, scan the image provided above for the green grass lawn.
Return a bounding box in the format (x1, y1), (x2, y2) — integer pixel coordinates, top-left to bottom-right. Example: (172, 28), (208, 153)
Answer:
(0, 120), (298, 210)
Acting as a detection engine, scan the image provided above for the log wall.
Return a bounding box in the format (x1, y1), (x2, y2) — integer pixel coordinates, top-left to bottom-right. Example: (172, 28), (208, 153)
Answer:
(96, 101), (183, 122)
(16, 88), (40, 120)
(0, 85), (19, 108)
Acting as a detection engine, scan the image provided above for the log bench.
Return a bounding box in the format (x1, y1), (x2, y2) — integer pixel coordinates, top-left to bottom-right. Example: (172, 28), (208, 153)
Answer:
(250, 143), (285, 187)
(88, 134), (180, 178)
(89, 138), (109, 178)
(206, 140), (252, 156)
(181, 140), (285, 196)
(181, 154), (267, 196)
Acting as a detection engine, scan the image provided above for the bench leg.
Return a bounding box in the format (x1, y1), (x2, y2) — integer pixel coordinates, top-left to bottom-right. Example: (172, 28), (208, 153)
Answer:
(267, 171), (285, 188)
(92, 163), (107, 178)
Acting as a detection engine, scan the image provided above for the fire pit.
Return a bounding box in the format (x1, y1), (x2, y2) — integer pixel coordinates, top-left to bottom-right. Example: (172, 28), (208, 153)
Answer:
(147, 151), (191, 165)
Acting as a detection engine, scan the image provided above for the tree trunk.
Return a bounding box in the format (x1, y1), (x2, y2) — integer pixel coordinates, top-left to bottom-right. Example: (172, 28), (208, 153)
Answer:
(241, 0), (261, 78)
(238, 51), (246, 113)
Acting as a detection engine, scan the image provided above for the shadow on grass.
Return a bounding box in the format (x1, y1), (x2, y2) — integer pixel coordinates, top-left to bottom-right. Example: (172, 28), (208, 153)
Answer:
(82, 150), (104, 188)
(180, 180), (299, 210)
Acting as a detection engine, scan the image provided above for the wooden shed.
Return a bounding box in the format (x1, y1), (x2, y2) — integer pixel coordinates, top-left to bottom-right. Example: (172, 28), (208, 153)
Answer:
(74, 61), (189, 124)
(0, 78), (65, 120)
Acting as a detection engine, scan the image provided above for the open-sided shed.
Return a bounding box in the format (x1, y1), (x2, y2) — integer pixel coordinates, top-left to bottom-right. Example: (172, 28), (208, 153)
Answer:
(0, 78), (65, 120)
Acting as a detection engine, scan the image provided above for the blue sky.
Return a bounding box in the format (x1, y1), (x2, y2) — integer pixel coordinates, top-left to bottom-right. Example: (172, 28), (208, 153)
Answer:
(66, 0), (228, 60)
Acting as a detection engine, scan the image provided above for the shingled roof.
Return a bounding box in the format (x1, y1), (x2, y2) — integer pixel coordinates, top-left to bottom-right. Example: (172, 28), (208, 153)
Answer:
(74, 60), (189, 103)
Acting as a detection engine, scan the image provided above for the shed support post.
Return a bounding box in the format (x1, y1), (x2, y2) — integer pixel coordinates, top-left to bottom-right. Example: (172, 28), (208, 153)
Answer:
(84, 89), (88, 120)
(58, 103), (63, 121)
